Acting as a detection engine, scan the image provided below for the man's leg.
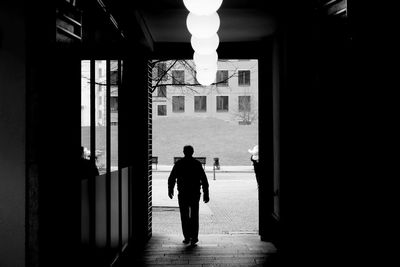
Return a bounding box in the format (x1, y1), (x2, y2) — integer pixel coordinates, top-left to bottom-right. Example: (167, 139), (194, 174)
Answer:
(178, 195), (190, 241)
(189, 198), (200, 244)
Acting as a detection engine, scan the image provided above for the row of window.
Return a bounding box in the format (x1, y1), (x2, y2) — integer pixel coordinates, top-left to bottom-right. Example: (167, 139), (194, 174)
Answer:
(157, 95), (251, 116)
(157, 63), (251, 86)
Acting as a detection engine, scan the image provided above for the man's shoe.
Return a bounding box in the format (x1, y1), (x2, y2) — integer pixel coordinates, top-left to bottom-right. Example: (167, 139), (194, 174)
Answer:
(190, 238), (198, 246)
(182, 239), (190, 244)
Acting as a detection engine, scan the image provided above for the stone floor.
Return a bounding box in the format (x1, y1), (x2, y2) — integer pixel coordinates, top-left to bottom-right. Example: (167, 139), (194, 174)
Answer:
(119, 233), (278, 267)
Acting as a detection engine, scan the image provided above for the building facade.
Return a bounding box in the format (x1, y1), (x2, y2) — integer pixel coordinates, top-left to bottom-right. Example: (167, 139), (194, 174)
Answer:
(81, 60), (119, 128)
(152, 59), (259, 124)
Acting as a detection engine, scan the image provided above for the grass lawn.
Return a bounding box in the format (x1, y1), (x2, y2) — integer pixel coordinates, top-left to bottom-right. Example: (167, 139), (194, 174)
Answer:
(153, 117), (258, 166)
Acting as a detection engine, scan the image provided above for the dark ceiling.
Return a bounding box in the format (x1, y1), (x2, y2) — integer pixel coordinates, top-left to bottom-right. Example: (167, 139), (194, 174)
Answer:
(108, 0), (279, 44)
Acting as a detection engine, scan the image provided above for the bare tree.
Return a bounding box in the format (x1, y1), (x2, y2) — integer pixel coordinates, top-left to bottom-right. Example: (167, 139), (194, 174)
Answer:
(149, 59), (239, 94)
(232, 94), (258, 125)
(81, 59), (257, 93)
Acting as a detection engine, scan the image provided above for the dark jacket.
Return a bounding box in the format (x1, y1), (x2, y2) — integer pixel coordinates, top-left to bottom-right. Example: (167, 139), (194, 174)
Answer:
(79, 158), (99, 180)
(168, 156), (209, 196)
(251, 156), (260, 186)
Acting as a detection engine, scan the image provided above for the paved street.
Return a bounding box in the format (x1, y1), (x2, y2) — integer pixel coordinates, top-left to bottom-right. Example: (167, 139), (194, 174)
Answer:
(151, 168), (259, 236)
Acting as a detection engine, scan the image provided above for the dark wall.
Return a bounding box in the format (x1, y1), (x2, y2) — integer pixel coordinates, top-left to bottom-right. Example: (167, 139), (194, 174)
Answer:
(27, 48), (82, 267)
(276, 2), (357, 265)
(25, 2), (82, 267)
(257, 40), (275, 241)
(0, 3), (26, 267)
(120, 47), (152, 245)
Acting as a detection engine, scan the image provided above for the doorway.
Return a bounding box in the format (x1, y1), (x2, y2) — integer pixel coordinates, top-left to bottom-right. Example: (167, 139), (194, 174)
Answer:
(150, 59), (260, 237)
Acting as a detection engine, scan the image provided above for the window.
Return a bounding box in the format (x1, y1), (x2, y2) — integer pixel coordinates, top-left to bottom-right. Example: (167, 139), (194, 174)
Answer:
(157, 63), (167, 81)
(110, 96), (118, 112)
(216, 96), (229, 111)
(172, 96), (185, 112)
(172, 70), (185, 85)
(81, 60), (91, 159)
(238, 96), (251, 112)
(82, 59), (122, 175)
(194, 96), (207, 112)
(95, 61), (106, 173)
(110, 70), (118, 85)
(238, 70), (250, 86)
(157, 85), (166, 97)
(158, 105), (167, 116)
(216, 70), (229, 86)
(110, 60), (120, 172)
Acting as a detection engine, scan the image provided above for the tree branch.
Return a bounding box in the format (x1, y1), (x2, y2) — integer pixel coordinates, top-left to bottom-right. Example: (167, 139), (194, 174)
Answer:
(151, 60), (179, 93)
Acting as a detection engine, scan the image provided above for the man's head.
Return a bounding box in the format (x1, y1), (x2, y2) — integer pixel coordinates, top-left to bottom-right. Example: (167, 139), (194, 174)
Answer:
(183, 145), (194, 157)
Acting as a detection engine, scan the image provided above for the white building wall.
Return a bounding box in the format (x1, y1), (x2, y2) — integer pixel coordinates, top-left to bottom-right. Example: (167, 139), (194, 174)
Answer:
(81, 61), (91, 126)
(152, 59), (258, 123)
(81, 61), (119, 126)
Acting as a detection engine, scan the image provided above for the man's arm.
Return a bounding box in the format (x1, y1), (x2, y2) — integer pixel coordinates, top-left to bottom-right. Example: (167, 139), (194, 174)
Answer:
(167, 165), (177, 199)
(200, 165), (209, 203)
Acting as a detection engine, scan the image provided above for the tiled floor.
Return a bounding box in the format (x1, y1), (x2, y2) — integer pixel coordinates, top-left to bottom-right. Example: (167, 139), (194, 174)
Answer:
(119, 233), (279, 267)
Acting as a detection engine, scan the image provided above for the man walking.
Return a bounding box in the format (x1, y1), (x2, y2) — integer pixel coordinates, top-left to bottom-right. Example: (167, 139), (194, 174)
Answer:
(168, 145), (210, 246)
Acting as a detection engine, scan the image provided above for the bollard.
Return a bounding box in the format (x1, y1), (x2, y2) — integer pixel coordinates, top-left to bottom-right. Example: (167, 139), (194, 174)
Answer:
(213, 158), (220, 180)
(213, 157), (220, 170)
(213, 166), (216, 180)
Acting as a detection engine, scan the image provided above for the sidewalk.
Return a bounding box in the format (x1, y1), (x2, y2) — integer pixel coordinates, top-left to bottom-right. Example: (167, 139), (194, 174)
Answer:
(152, 171), (259, 235)
(152, 165), (254, 173)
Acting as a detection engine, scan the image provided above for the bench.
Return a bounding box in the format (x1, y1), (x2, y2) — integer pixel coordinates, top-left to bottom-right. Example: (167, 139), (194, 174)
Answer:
(151, 156), (158, 169)
(174, 157), (206, 169)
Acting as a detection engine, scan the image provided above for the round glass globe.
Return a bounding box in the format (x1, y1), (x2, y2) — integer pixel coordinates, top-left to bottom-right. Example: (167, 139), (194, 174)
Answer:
(183, 0), (223, 16)
(186, 12), (220, 39)
(191, 34), (219, 55)
(196, 70), (216, 86)
(196, 63), (217, 74)
(193, 51), (218, 68)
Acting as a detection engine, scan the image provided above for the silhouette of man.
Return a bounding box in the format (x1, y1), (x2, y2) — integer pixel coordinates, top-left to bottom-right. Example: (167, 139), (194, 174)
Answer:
(79, 146), (99, 180)
(168, 145), (209, 246)
(248, 145), (260, 186)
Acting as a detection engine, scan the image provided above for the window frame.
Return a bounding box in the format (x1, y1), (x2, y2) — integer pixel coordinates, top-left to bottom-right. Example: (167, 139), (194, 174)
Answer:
(238, 70), (251, 86)
(238, 95), (251, 112)
(216, 70), (229, 87)
(172, 96), (185, 113)
(216, 95), (229, 112)
(157, 105), (167, 116)
(157, 85), (167, 97)
(194, 96), (207, 112)
(172, 70), (185, 86)
(157, 62), (168, 81)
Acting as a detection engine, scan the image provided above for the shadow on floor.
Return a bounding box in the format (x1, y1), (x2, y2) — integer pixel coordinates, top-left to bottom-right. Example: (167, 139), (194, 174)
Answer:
(115, 233), (280, 267)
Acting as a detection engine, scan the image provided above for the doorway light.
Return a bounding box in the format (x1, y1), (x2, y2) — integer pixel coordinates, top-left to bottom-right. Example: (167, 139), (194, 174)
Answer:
(183, 0), (223, 85)
(186, 12), (220, 39)
(183, 0), (223, 16)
